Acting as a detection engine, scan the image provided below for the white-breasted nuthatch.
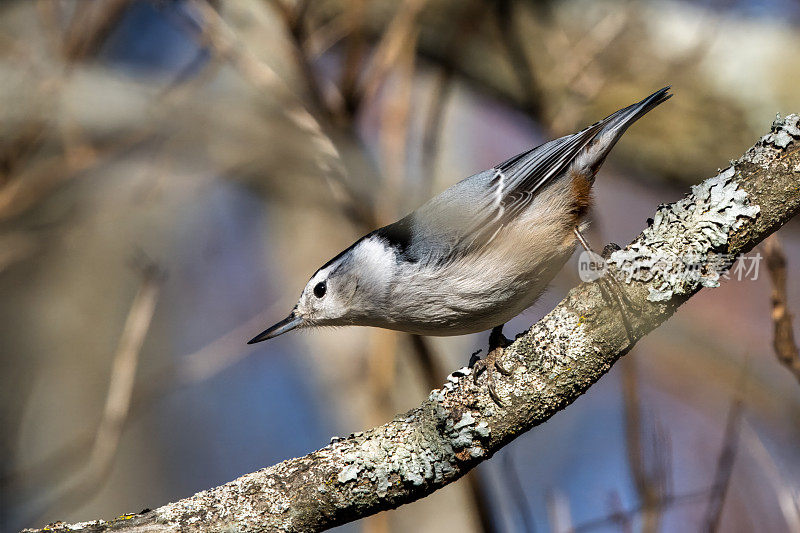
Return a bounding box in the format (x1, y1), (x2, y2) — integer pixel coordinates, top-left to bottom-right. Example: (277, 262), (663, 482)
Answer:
(249, 87), (671, 346)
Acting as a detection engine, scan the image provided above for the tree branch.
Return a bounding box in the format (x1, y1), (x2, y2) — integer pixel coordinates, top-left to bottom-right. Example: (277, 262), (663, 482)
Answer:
(763, 234), (800, 383)
(23, 116), (800, 533)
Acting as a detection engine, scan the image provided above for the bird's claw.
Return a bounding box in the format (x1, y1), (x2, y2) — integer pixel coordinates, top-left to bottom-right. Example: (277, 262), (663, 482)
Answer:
(574, 227), (642, 340)
(468, 349), (483, 368)
(471, 327), (518, 406)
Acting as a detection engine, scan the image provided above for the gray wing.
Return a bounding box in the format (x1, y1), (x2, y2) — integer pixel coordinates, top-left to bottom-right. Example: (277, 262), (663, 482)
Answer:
(381, 87), (672, 264)
(463, 121), (607, 247)
(392, 122), (606, 264)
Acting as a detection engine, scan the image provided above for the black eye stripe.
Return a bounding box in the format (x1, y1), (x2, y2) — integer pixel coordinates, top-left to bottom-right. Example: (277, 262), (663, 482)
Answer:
(313, 281), (327, 298)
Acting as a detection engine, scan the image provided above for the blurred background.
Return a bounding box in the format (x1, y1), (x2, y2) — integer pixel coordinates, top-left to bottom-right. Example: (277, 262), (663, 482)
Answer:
(1, 0), (800, 532)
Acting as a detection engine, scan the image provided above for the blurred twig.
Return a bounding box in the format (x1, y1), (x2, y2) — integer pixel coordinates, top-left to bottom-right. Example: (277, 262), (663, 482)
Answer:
(0, 120), (45, 187)
(420, 68), (452, 199)
(409, 335), (497, 532)
(189, 0), (376, 229)
(501, 452), (536, 533)
(621, 356), (670, 533)
(267, 0), (341, 122)
(0, 231), (39, 273)
(490, 0), (545, 120)
(304, 11), (350, 59)
(376, 21), (417, 219)
(20, 260), (163, 528)
(545, 9), (629, 134)
(546, 489), (573, 533)
(701, 372), (745, 533)
(605, 490), (633, 533)
(573, 488), (710, 533)
(86, 260), (163, 484)
(59, 0), (133, 62)
(358, 0), (427, 109)
(339, 0), (368, 117)
(739, 421), (800, 531)
(763, 235), (800, 384)
(419, 0), (487, 201)
(3, 303), (280, 495)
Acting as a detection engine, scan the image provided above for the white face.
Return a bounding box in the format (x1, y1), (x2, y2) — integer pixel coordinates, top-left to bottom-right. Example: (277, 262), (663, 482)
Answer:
(247, 236), (396, 343)
(296, 237), (395, 327)
(295, 266), (351, 327)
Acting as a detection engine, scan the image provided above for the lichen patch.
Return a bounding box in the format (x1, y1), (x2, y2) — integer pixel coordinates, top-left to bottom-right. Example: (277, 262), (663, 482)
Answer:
(609, 166), (759, 301)
(334, 400), (490, 497)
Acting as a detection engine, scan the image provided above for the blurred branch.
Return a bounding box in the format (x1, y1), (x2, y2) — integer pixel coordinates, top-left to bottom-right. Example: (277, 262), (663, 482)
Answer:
(546, 489), (573, 533)
(0, 231), (39, 273)
(621, 357), (668, 533)
(3, 304), (280, 495)
(408, 335), (497, 533)
(739, 421), (800, 530)
(267, 0), (341, 122)
(701, 387), (744, 533)
(23, 115), (800, 533)
(20, 261), (163, 528)
(419, 0), (487, 200)
(189, 0), (376, 229)
(83, 261), (164, 483)
(59, 0), (132, 62)
(304, 11), (350, 59)
(0, 120), (45, 187)
(605, 490), (633, 533)
(763, 235), (800, 384)
(338, 0), (368, 116)
(573, 488), (709, 533)
(358, 0), (427, 109)
(545, 9), (629, 134)
(376, 24), (417, 219)
(420, 68), (452, 197)
(491, 0), (545, 120)
(501, 452), (535, 533)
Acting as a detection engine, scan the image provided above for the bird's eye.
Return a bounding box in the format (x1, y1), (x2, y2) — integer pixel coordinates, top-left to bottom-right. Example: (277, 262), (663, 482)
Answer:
(313, 281), (327, 298)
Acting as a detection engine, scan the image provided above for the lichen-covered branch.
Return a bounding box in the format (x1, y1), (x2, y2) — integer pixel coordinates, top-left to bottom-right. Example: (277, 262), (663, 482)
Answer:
(24, 116), (800, 533)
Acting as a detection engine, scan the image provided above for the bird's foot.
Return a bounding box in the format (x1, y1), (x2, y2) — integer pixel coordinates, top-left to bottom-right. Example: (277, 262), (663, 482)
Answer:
(601, 242), (644, 315)
(574, 229), (641, 341)
(471, 325), (517, 406)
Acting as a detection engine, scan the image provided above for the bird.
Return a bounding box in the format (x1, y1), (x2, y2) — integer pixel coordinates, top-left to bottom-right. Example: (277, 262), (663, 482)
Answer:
(248, 87), (671, 398)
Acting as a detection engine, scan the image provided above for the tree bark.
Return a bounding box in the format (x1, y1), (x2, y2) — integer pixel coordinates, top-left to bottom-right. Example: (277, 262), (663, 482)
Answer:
(24, 115), (800, 533)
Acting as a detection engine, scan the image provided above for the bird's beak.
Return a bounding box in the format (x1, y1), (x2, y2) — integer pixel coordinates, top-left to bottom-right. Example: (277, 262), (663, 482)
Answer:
(247, 312), (303, 344)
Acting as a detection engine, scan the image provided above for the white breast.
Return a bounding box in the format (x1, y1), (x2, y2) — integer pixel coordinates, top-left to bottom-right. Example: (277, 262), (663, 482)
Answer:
(378, 182), (580, 336)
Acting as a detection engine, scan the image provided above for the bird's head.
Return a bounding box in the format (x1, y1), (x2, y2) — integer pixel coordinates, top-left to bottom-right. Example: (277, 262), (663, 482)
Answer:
(248, 237), (393, 343)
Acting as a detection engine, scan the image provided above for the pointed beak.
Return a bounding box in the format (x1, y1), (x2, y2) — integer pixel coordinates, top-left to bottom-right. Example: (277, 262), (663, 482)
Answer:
(247, 312), (303, 344)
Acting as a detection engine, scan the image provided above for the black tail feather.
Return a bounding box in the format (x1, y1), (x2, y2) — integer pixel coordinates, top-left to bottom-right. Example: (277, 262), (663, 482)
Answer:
(598, 86), (672, 136)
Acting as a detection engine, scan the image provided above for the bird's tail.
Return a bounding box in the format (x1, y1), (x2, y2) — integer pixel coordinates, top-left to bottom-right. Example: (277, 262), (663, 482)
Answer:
(577, 86), (672, 176)
(598, 86), (672, 137)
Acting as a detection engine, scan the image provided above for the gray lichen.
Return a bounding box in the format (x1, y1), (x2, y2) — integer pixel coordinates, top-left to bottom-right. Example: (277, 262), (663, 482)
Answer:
(609, 114), (800, 303)
(68, 521), (107, 530)
(334, 396), (490, 496)
(428, 366), (471, 402)
(337, 464), (359, 483)
(741, 113), (800, 166)
(763, 114), (800, 149)
(609, 166), (759, 301)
